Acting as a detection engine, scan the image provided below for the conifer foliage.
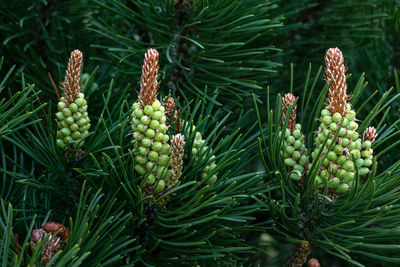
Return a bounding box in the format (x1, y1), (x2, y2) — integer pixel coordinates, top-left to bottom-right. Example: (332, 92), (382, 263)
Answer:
(256, 47), (400, 266)
(1, 1), (400, 266)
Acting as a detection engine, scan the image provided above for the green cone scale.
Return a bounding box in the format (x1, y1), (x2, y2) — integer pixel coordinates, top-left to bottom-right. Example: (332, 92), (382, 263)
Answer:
(132, 100), (171, 193)
(56, 93), (90, 148)
(311, 106), (360, 192)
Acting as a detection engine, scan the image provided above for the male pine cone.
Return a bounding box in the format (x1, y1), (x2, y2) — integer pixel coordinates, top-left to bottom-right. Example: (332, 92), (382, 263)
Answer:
(56, 50), (90, 149)
(164, 96), (218, 184)
(311, 48), (376, 194)
(131, 49), (172, 194)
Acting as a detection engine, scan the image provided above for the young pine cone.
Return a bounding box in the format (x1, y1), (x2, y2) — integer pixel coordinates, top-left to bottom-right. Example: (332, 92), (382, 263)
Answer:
(311, 48), (371, 194)
(56, 50), (90, 149)
(132, 49), (172, 195)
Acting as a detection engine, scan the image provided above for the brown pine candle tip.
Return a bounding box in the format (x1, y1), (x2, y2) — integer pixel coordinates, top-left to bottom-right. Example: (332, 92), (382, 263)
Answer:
(139, 49), (160, 106)
(63, 49), (83, 104)
(325, 48), (350, 116)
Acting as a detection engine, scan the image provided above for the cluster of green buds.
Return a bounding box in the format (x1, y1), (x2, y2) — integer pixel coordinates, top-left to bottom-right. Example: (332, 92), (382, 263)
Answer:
(278, 48), (378, 196)
(132, 49), (187, 199)
(164, 96), (218, 184)
(55, 50), (90, 149)
(190, 126), (218, 184)
(311, 48), (377, 194)
(279, 93), (309, 181)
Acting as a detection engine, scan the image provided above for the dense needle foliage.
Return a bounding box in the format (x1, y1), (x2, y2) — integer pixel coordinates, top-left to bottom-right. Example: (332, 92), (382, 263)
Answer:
(0, 0), (400, 266)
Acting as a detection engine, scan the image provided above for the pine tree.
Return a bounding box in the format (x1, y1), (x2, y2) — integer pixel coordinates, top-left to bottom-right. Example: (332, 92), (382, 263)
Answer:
(255, 47), (400, 266)
(1, 1), (400, 266)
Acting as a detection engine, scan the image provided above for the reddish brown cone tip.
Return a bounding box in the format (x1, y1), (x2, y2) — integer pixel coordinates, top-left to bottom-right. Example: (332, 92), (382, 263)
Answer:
(362, 126), (378, 143)
(139, 49), (160, 106)
(63, 49), (83, 104)
(282, 93), (297, 132)
(325, 47), (350, 116)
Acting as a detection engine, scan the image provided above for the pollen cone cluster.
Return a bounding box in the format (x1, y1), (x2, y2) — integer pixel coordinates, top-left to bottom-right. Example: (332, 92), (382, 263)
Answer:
(132, 49), (173, 195)
(56, 50), (90, 149)
(311, 48), (376, 194)
(190, 125), (218, 184)
(280, 93), (309, 181)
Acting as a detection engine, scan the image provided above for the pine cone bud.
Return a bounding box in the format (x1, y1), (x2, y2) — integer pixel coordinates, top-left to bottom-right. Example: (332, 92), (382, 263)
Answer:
(132, 49), (172, 197)
(139, 49), (159, 106)
(310, 49), (362, 194)
(56, 50), (90, 149)
(282, 93), (297, 132)
(31, 222), (69, 264)
(325, 48), (350, 116)
(170, 134), (185, 185)
(164, 96), (183, 130)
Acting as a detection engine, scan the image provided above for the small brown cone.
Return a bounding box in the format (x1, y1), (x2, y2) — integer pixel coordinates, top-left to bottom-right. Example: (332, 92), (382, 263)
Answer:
(282, 93), (297, 132)
(139, 49), (160, 106)
(325, 48), (350, 116)
(63, 49), (83, 104)
(362, 126), (378, 143)
(286, 241), (311, 267)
